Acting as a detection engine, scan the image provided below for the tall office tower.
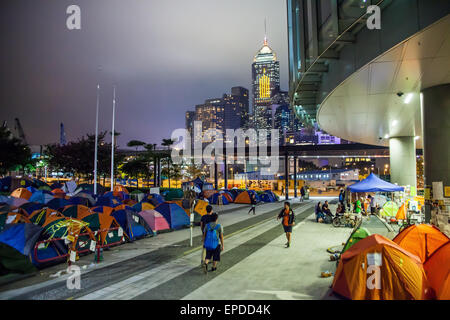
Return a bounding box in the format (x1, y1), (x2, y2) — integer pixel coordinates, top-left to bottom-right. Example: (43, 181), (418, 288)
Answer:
(252, 37), (280, 133)
(230, 86), (250, 129)
(194, 98), (226, 143)
(185, 110), (195, 149)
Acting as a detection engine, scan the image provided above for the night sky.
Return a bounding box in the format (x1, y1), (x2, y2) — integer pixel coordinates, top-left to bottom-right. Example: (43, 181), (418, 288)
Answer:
(0, 0), (288, 149)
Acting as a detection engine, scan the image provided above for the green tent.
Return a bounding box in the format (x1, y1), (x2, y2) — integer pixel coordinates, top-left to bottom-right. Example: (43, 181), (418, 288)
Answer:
(163, 189), (184, 201)
(381, 201), (399, 217)
(0, 243), (36, 275)
(38, 185), (52, 192)
(342, 227), (371, 253)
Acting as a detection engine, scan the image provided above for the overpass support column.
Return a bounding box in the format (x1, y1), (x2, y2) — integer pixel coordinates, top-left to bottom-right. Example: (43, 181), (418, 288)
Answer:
(294, 156), (298, 198)
(389, 137), (416, 189)
(224, 157), (228, 190)
(421, 84), (450, 222)
(285, 154), (289, 200)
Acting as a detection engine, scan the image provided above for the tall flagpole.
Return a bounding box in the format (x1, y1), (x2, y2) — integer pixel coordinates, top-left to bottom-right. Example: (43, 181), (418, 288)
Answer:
(111, 86), (116, 192)
(94, 84), (100, 195)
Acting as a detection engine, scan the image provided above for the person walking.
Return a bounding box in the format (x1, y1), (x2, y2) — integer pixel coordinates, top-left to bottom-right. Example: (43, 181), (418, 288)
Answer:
(300, 186), (305, 202)
(200, 205), (215, 265)
(202, 213), (224, 273)
(247, 193), (257, 215)
(277, 201), (295, 248)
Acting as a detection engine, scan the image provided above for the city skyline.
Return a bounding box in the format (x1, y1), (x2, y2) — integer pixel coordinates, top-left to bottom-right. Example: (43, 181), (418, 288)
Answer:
(0, 0), (289, 149)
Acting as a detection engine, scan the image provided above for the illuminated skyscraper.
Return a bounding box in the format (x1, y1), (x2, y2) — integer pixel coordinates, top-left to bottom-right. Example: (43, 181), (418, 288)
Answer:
(252, 37), (280, 132)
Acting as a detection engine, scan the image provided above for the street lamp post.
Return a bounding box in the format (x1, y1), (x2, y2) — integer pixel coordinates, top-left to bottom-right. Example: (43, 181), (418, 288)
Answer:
(110, 86), (116, 192)
(94, 84), (100, 195)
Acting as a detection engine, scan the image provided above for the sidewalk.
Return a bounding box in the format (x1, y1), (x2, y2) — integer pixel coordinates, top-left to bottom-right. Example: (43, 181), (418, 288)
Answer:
(0, 199), (310, 299)
(182, 212), (352, 300)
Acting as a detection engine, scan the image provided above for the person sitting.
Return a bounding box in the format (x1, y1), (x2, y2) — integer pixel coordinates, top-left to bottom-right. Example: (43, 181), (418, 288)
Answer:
(336, 203), (345, 216)
(322, 201), (332, 216)
(315, 202), (325, 223)
(322, 200), (334, 223)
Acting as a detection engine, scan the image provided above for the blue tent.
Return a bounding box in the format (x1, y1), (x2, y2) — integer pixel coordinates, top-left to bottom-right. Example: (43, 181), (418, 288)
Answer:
(260, 193), (275, 203)
(0, 223), (44, 272)
(46, 198), (71, 210)
(95, 196), (120, 208)
(208, 193), (230, 205)
(347, 173), (404, 193)
(29, 190), (54, 204)
(111, 209), (150, 240)
(154, 202), (190, 230)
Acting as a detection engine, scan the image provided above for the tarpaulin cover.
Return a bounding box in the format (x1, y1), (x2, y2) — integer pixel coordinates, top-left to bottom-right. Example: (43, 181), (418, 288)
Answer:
(348, 173), (404, 192)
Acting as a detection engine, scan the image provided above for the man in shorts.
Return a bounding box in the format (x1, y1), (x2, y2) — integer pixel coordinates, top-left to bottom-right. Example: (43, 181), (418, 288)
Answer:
(200, 205), (215, 265)
(277, 201), (295, 248)
(202, 213), (224, 273)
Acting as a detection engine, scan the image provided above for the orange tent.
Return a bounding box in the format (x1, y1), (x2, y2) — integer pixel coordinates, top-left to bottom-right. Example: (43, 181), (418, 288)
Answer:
(29, 208), (63, 226)
(51, 188), (66, 198)
(234, 191), (254, 204)
(393, 224), (449, 262)
(424, 241), (450, 300)
(202, 190), (217, 199)
(332, 234), (431, 300)
(10, 188), (32, 200)
(113, 185), (129, 194)
(395, 203), (407, 220)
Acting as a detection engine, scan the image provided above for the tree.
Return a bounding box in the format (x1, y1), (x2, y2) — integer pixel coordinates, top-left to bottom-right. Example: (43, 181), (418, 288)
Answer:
(161, 138), (175, 188)
(127, 140), (146, 157)
(120, 159), (148, 188)
(0, 126), (32, 175)
(184, 158), (204, 180)
(44, 131), (122, 183)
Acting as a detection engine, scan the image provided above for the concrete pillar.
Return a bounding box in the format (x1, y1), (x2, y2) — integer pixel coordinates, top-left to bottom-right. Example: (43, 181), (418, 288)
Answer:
(294, 156), (298, 198)
(285, 154), (289, 200)
(224, 158), (228, 190)
(421, 84), (450, 222)
(153, 157), (157, 187)
(214, 161), (218, 190)
(389, 137), (416, 189)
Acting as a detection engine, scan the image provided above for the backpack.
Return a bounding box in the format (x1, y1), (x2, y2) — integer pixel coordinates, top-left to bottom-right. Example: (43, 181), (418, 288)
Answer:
(204, 223), (220, 250)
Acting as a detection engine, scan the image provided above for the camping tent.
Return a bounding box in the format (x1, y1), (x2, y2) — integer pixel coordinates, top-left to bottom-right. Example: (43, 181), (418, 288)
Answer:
(380, 201), (399, 217)
(95, 196), (121, 208)
(332, 234), (431, 300)
(162, 189), (184, 201)
(46, 198), (71, 210)
(154, 202), (190, 230)
(137, 210), (170, 233)
(132, 201), (155, 212)
(208, 193), (230, 205)
(348, 173), (404, 193)
(234, 190), (259, 204)
(393, 224), (450, 262)
(61, 205), (93, 219)
(111, 209), (151, 240)
(28, 190), (54, 204)
(260, 193), (276, 203)
(342, 227), (371, 253)
(424, 241), (450, 300)
(19, 202), (45, 216)
(10, 188), (33, 200)
(0, 223), (42, 274)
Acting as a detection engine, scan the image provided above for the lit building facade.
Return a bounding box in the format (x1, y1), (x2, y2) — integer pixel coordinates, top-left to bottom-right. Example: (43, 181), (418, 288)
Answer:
(252, 38), (280, 132)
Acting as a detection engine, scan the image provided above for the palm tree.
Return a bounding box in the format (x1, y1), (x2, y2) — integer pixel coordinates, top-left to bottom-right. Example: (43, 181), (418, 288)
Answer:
(161, 138), (175, 188)
(127, 140), (146, 158)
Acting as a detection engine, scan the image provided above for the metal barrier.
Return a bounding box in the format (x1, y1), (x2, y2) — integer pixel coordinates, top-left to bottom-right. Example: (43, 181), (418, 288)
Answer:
(33, 226), (125, 265)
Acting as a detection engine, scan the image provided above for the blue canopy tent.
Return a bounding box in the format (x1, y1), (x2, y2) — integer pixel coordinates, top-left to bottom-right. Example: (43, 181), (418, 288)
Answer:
(348, 173), (404, 192)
